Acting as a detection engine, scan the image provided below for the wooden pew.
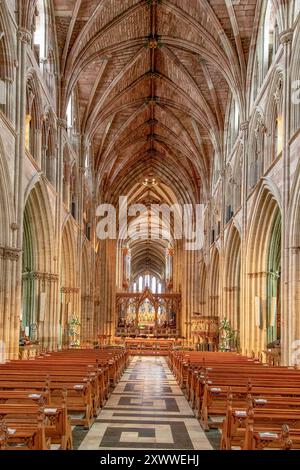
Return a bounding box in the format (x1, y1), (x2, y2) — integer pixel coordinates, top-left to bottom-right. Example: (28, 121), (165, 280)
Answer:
(0, 399), (72, 450)
(0, 347), (128, 439)
(0, 417), (49, 450)
(221, 401), (300, 450)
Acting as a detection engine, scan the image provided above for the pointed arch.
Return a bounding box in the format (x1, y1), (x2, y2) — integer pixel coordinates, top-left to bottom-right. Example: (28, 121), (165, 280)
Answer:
(0, 135), (14, 246)
(209, 246), (220, 317)
(60, 217), (78, 347)
(199, 259), (207, 315)
(245, 183), (282, 355)
(81, 241), (92, 345)
(288, 158), (300, 354)
(22, 179), (56, 348)
(224, 224), (241, 334)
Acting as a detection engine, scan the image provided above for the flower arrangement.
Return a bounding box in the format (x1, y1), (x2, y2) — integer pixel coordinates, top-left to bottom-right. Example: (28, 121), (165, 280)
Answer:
(218, 318), (236, 352)
(68, 315), (81, 347)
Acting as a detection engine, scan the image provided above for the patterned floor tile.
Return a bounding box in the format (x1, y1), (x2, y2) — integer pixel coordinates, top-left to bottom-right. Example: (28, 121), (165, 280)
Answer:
(77, 356), (213, 450)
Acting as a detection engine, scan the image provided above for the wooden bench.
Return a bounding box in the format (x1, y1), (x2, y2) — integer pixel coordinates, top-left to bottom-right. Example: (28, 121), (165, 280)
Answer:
(0, 401), (72, 450)
(222, 401), (300, 450)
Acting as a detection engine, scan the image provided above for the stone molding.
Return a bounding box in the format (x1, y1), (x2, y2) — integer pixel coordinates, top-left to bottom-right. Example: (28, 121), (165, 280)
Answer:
(17, 28), (32, 45)
(22, 271), (59, 282)
(61, 287), (80, 294)
(0, 246), (22, 261)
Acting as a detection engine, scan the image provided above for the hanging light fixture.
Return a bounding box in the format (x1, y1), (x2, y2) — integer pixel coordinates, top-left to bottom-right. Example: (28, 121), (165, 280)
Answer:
(142, 177), (158, 187)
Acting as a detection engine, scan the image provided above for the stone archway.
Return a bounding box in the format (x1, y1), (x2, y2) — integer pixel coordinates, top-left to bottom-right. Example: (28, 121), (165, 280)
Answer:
(224, 225), (241, 334)
(60, 218), (78, 347)
(22, 181), (56, 350)
(0, 139), (17, 359)
(244, 184), (282, 356)
(209, 247), (220, 318)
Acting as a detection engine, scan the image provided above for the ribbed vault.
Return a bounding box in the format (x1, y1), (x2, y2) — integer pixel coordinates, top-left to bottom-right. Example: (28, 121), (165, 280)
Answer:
(54, 0), (256, 281)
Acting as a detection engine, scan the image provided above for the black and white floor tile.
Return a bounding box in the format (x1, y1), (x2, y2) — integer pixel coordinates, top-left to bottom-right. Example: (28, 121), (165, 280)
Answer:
(76, 356), (213, 450)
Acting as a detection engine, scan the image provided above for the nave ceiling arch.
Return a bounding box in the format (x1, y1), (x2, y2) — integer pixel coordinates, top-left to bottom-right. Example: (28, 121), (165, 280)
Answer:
(53, 0), (258, 199)
(52, 0), (258, 281)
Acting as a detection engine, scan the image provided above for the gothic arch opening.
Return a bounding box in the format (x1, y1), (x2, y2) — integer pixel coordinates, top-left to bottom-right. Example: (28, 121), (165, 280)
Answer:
(21, 181), (55, 349)
(224, 225), (241, 335)
(245, 185), (281, 355)
(60, 218), (77, 348)
(80, 242), (91, 345)
(209, 247), (220, 318)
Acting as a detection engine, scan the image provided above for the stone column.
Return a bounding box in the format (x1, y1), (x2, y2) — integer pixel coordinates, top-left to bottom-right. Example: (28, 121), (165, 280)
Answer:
(279, 29), (293, 365)
(55, 118), (67, 350)
(10, 28), (32, 359)
(76, 140), (85, 345)
(219, 169), (226, 322)
(122, 247), (131, 290)
(63, 162), (71, 209)
(239, 121), (249, 355)
(35, 129), (42, 167)
(0, 247), (22, 360)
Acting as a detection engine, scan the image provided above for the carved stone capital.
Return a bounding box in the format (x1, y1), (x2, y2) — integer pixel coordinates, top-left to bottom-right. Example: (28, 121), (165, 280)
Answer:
(248, 271), (267, 279)
(240, 121), (249, 133)
(279, 29), (294, 46)
(22, 271), (59, 282)
(0, 246), (22, 261)
(224, 286), (240, 292)
(17, 28), (32, 45)
(57, 118), (67, 129)
(61, 287), (80, 294)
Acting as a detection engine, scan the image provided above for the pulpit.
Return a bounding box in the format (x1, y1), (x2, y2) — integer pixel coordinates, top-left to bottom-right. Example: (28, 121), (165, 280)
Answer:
(191, 314), (219, 351)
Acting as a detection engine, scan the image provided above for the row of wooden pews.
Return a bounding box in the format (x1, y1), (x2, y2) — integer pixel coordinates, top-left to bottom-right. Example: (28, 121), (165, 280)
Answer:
(0, 347), (128, 450)
(168, 350), (300, 450)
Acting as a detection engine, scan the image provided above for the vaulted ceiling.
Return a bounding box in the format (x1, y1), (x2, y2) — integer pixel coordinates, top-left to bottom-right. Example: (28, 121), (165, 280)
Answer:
(53, 0), (257, 279)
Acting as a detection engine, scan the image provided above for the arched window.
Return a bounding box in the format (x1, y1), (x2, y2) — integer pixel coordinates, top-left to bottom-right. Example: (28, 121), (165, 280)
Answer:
(157, 282), (162, 294)
(0, 79), (6, 115)
(292, 0), (300, 23)
(25, 77), (41, 161)
(45, 49), (56, 101)
(34, 0), (46, 67)
(212, 152), (220, 189)
(63, 147), (71, 208)
(0, 4), (15, 120)
(274, 114), (283, 158)
(138, 276), (143, 292)
(151, 276), (157, 293)
(70, 164), (78, 219)
(262, 1), (277, 78)
(66, 96), (73, 130)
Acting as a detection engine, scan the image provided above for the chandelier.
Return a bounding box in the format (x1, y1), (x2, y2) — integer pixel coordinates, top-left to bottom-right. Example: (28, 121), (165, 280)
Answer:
(142, 177), (158, 187)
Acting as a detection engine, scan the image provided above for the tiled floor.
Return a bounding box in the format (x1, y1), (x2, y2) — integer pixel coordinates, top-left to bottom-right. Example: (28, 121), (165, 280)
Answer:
(77, 356), (213, 450)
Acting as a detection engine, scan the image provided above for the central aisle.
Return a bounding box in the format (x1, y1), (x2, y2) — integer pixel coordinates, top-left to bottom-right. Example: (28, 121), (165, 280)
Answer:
(78, 356), (212, 450)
